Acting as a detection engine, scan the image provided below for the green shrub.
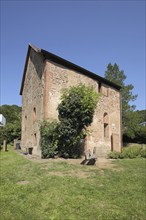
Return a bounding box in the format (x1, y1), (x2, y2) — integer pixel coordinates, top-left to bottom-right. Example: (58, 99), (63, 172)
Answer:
(140, 146), (146, 158)
(58, 84), (100, 127)
(108, 145), (146, 159)
(40, 84), (100, 159)
(121, 145), (142, 159)
(40, 120), (59, 158)
(57, 120), (84, 158)
(57, 84), (100, 158)
(108, 151), (120, 159)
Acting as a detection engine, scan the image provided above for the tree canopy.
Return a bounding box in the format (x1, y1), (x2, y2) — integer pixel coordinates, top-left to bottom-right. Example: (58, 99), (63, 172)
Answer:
(104, 63), (145, 143)
(105, 63), (137, 129)
(57, 84), (100, 158)
(0, 105), (21, 123)
(40, 84), (100, 158)
(0, 105), (21, 145)
(105, 63), (137, 113)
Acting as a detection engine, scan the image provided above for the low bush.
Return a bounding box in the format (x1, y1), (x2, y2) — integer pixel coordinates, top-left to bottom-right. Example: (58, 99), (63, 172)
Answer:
(108, 151), (121, 159)
(40, 120), (59, 158)
(108, 144), (146, 159)
(140, 147), (146, 158)
(121, 145), (142, 159)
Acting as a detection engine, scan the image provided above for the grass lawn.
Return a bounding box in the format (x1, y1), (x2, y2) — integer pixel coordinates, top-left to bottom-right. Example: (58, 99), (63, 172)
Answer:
(0, 146), (145, 220)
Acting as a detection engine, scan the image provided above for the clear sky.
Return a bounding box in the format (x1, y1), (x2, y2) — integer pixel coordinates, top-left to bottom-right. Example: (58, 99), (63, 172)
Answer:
(1, 0), (145, 110)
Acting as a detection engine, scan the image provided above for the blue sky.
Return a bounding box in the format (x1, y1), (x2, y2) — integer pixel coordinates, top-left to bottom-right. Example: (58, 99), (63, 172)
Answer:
(1, 0), (145, 110)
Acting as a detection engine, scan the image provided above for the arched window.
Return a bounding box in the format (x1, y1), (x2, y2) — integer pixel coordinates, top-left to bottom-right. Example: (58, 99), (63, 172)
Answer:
(103, 113), (109, 138)
(34, 133), (37, 145)
(33, 107), (36, 122)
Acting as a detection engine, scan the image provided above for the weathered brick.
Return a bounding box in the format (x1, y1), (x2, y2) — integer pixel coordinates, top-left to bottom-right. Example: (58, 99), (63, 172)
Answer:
(20, 45), (122, 157)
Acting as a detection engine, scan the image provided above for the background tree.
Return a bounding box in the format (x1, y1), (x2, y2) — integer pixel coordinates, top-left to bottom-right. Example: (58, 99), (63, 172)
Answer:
(0, 105), (21, 146)
(123, 110), (146, 143)
(0, 105), (21, 123)
(105, 63), (137, 113)
(104, 63), (137, 130)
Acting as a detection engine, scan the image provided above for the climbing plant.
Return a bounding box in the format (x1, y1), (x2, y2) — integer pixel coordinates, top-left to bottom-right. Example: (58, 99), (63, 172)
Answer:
(57, 84), (100, 158)
(40, 84), (100, 158)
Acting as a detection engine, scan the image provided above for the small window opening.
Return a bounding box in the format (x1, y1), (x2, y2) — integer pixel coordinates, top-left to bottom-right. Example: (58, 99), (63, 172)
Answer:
(34, 133), (37, 145)
(25, 116), (27, 131)
(33, 107), (36, 122)
(98, 82), (102, 93)
(103, 113), (109, 138)
(104, 123), (109, 138)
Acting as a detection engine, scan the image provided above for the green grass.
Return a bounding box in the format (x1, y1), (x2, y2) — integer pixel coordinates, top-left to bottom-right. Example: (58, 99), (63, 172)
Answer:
(0, 146), (146, 220)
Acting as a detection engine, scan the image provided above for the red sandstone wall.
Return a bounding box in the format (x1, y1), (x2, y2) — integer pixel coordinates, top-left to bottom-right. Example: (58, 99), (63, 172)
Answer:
(45, 61), (122, 157)
(21, 51), (121, 157)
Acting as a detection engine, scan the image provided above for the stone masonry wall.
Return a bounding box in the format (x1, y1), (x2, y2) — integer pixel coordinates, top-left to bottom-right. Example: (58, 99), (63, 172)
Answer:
(21, 49), (45, 155)
(45, 61), (122, 157)
(21, 51), (121, 157)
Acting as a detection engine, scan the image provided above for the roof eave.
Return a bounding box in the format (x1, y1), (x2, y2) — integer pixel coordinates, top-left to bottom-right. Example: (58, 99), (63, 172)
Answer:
(20, 44), (121, 96)
(41, 49), (121, 90)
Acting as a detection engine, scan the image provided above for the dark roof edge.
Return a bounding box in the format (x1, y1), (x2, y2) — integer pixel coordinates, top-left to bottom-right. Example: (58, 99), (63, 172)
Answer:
(20, 44), (31, 95)
(20, 44), (121, 95)
(41, 49), (121, 90)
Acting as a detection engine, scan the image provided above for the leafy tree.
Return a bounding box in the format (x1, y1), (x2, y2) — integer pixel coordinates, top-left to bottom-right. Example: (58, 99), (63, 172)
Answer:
(40, 84), (100, 158)
(123, 110), (142, 140)
(58, 84), (99, 129)
(0, 105), (21, 146)
(57, 84), (100, 158)
(0, 105), (21, 123)
(104, 63), (146, 143)
(123, 110), (146, 143)
(135, 126), (146, 144)
(0, 122), (21, 144)
(104, 63), (137, 132)
(135, 110), (146, 122)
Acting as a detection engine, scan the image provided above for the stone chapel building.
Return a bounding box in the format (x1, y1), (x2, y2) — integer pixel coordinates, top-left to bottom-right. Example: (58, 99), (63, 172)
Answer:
(20, 44), (122, 157)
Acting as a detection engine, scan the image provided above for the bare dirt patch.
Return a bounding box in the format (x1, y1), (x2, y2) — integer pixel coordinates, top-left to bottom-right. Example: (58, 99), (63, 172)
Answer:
(54, 157), (123, 171)
(17, 150), (123, 172)
(95, 158), (123, 171)
(44, 158), (123, 178)
(16, 180), (30, 185)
